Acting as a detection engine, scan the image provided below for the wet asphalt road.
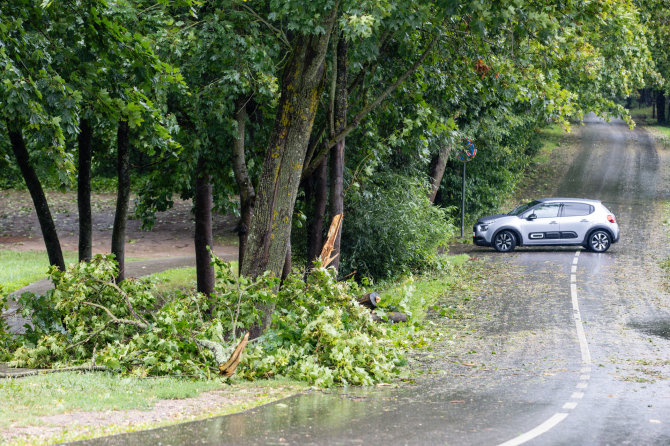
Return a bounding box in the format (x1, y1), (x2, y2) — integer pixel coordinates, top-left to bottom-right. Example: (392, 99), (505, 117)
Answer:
(75, 117), (670, 446)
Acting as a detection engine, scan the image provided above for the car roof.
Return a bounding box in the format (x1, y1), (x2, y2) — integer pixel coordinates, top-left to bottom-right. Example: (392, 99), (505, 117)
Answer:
(537, 197), (602, 204)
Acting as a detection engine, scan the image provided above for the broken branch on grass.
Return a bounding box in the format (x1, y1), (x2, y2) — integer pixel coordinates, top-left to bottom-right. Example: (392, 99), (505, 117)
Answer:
(81, 301), (149, 330)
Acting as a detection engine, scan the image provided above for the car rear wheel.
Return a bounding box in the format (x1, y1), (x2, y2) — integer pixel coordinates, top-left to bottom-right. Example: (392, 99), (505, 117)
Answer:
(493, 230), (516, 252)
(588, 230), (611, 252)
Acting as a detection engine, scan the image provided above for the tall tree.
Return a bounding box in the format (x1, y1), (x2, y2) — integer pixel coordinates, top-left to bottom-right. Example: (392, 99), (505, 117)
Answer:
(240, 3), (340, 282)
(194, 155), (215, 296)
(328, 34), (348, 272)
(77, 117), (93, 262)
(6, 126), (65, 271)
(111, 121), (131, 282)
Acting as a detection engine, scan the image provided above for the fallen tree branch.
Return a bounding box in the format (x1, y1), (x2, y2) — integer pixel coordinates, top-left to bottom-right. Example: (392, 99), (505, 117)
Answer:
(66, 321), (112, 351)
(195, 332), (250, 377)
(0, 365), (110, 379)
(81, 301), (148, 330)
(87, 278), (149, 326)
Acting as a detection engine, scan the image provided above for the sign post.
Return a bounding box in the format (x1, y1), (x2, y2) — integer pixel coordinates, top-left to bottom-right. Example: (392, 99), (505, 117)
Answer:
(456, 139), (477, 238)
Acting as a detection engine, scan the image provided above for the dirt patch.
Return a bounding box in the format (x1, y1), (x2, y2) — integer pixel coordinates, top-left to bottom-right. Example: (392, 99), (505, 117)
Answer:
(1, 384), (300, 445)
(0, 191), (239, 259)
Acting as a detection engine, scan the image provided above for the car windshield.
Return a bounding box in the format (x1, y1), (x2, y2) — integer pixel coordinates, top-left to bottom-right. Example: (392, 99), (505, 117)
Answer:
(508, 200), (540, 216)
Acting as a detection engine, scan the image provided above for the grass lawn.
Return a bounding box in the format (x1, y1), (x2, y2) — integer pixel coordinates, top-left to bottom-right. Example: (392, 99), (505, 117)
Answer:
(0, 250), (78, 294)
(0, 371), (305, 445)
(0, 251), (148, 294)
(0, 372), (224, 429)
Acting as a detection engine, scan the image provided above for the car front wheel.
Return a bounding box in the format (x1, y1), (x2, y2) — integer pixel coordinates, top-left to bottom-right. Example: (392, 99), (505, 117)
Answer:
(493, 230), (516, 252)
(588, 230), (611, 252)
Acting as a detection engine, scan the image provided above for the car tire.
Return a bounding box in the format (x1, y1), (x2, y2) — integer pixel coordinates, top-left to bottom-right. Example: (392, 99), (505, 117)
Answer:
(493, 230), (516, 252)
(587, 230), (611, 252)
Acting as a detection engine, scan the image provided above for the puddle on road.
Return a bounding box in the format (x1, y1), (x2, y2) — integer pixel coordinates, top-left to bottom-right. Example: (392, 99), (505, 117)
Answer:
(628, 319), (670, 340)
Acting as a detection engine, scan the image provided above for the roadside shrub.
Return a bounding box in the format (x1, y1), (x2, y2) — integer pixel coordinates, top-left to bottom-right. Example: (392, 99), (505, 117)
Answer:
(340, 173), (454, 280)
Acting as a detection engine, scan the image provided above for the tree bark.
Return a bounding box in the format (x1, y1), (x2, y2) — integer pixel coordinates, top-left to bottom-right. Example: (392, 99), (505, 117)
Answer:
(328, 34), (348, 272)
(240, 4), (339, 337)
(231, 97), (255, 273)
(111, 120), (131, 283)
(6, 125), (65, 271)
(194, 155), (215, 296)
(281, 240), (292, 283)
(428, 146), (451, 203)
(307, 157), (328, 265)
(77, 118), (93, 262)
(657, 90), (666, 124)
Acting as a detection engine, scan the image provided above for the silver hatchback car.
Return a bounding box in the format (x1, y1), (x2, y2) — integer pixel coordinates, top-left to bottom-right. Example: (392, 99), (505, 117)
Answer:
(473, 198), (619, 252)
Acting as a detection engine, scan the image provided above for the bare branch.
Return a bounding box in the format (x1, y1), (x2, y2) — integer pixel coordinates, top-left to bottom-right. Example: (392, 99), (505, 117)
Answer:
(87, 278), (149, 326)
(82, 301), (148, 330)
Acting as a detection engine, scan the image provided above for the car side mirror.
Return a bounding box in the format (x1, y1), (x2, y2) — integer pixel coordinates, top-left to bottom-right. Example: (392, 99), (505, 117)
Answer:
(527, 214), (537, 221)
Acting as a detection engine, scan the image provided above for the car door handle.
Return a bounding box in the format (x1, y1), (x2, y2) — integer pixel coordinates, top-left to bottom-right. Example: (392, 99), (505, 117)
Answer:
(550, 221), (558, 224)
(580, 219), (590, 222)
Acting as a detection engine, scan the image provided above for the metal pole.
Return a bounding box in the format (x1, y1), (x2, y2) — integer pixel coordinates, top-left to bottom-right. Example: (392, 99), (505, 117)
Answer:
(461, 162), (466, 238)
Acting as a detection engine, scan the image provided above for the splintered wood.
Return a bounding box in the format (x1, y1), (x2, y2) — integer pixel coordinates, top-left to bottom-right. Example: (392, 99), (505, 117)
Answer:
(219, 332), (250, 377)
(319, 213), (343, 268)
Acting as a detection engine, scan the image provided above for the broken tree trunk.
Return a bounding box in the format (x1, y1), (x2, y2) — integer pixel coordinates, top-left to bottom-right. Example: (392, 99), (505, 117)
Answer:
(319, 213), (343, 268)
(357, 292), (380, 309)
(195, 332), (250, 377)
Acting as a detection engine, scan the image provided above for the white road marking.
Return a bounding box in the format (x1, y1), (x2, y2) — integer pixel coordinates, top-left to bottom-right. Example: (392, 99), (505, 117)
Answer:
(570, 254), (592, 365)
(497, 413), (570, 446)
(496, 251), (591, 446)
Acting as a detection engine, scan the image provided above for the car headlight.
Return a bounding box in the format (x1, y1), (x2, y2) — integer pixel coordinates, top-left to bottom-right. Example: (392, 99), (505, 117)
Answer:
(479, 223), (489, 231)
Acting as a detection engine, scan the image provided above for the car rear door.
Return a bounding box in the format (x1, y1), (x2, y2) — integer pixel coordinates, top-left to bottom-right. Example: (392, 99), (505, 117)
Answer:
(558, 202), (595, 243)
(520, 203), (562, 244)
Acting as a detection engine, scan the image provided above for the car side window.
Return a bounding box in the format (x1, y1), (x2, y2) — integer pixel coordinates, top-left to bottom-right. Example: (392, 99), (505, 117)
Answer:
(530, 203), (561, 218)
(562, 203), (594, 217)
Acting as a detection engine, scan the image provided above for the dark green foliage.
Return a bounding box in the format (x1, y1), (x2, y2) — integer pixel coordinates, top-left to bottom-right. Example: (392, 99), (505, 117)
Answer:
(340, 173), (455, 280)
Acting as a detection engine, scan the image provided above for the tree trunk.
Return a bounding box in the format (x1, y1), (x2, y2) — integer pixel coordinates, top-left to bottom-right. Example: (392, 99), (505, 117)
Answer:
(231, 97), (255, 273)
(6, 125), (65, 271)
(328, 34), (348, 272)
(77, 118), (93, 262)
(111, 120), (131, 283)
(281, 240), (292, 283)
(428, 146), (451, 203)
(657, 90), (666, 124)
(307, 157), (328, 266)
(194, 155), (215, 296)
(240, 5), (339, 337)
